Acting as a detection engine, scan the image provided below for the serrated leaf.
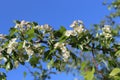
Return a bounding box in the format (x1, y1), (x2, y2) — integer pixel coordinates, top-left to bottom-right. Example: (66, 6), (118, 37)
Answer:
(110, 68), (120, 76)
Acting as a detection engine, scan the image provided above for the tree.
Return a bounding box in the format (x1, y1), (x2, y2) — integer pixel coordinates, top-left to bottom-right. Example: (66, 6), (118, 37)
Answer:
(0, 0), (120, 80)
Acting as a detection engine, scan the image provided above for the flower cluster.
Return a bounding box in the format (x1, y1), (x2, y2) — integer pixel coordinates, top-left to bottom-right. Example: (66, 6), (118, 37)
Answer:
(54, 42), (70, 62)
(7, 38), (18, 54)
(34, 24), (52, 32)
(15, 20), (31, 31)
(65, 20), (84, 37)
(65, 30), (77, 37)
(101, 25), (112, 38)
(23, 40), (34, 56)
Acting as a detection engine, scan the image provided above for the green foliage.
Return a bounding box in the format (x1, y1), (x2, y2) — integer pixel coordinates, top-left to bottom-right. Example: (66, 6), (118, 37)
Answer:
(1, 1), (120, 80)
(110, 68), (120, 77)
(25, 28), (35, 41)
(85, 67), (95, 80)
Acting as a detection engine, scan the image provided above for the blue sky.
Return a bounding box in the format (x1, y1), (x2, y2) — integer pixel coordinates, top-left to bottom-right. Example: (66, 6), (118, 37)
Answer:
(0, 0), (110, 80)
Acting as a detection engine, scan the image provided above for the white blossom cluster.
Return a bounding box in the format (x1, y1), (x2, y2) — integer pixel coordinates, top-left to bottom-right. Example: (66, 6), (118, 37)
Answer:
(101, 25), (112, 38)
(65, 30), (77, 37)
(14, 20), (52, 35)
(23, 40), (34, 56)
(34, 24), (52, 33)
(54, 42), (70, 62)
(15, 20), (31, 31)
(7, 38), (18, 54)
(65, 20), (84, 37)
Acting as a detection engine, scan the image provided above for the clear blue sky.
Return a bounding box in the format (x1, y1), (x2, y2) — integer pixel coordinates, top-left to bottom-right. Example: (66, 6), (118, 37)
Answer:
(0, 0), (110, 80)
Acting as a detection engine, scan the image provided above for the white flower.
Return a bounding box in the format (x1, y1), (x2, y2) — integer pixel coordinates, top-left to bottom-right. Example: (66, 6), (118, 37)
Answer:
(7, 38), (18, 54)
(102, 25), (111, 33)
(34, 43), (40, 48)
(15, 20), (30, 30)
(44, 24), (52, 30)
(54, 42), (70, 62)
(101, 25), (112, 38)
(8, 39), (18, 48)
(54, 42), (65, 49)
(25, 46), (34, 56)
(14, 24), (20, 28)
(70, 20), (84, 34)
(34, 25), (41, 29)
(65, 30), (77, 37)
(54, 42), (60, 49)
(60, 46), (67, 52)
(70, 21), (78, 28)
(20, 20), (29, 26)
(7, 48), (13, 54)
(40, 24), (52, 31)
(22, 40), (34, 56)
(102, 32), (112, 38)
(74, 25), (84, 34)
(62, 51), (70, 62)
(70, 20), (83, 28)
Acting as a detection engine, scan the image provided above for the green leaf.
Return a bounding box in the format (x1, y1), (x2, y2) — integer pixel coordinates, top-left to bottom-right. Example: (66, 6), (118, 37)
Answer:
(26, 28), (34, 41)
(59, 26), (66, 34)
(18, 42), (23, 50)
(81, 62), (87, 71)
(115, 50), (120, 57)
(47, 59), (54, 69)
(109, 68), (120, 76)
(85, 67), (95, 80)
(9, 28), (18, 37)
(78, 45), (83, 50)
(112, 29), (118, 36)
(29, 55), (39, 67)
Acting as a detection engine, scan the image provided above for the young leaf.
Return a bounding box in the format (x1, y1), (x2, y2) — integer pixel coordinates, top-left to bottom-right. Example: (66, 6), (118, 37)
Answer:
(85, 67), (95, 80)
(115, 50), (120, 57)
(109, 68), (120, 76)
(59, 26), (66, 34)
